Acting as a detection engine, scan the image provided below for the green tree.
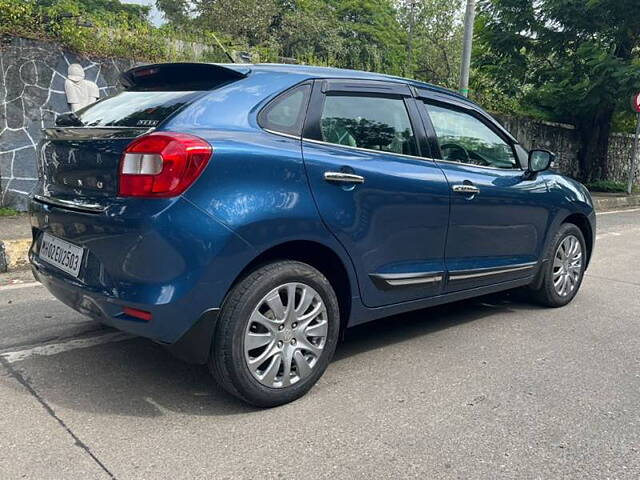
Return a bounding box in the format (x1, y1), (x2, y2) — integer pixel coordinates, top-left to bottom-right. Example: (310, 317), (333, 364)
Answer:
(193, 0), (279, 47)
(475, 0), (640, 182)
(37, 0), (150, 21)
(155, 0), (191, 25)
(155, 0), (407, 74)
(272, 0), (344, 63)
(397, 0), (464, 88)
(327, 0), (406, 74)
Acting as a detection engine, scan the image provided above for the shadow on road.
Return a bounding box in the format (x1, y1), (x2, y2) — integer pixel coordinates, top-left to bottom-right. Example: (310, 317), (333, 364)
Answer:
(336, 290), (540, 362)
(8, 290), (543, 417)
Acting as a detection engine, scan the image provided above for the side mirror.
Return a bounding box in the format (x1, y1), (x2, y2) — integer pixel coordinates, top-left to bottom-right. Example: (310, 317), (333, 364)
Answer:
(524, 149), (555, 179)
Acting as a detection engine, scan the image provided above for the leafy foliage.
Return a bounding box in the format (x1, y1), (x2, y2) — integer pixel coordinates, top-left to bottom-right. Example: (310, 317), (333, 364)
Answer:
(397, 0), (464, 88)
(2, 0), (446, 79)
(37, 0), (150, 21)
(0, 207), (20, 216)
(0, 0), (231, 62)
(155, 0), (410, 75)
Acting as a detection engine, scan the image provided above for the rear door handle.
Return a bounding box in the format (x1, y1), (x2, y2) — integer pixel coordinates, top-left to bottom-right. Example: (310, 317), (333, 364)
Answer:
(452, 184), (480, 195)
(324, 172), (365, 184)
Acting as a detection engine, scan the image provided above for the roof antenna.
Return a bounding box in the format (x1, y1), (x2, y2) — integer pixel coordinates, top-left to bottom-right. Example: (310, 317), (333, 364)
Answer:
(210, 31), (236, 63)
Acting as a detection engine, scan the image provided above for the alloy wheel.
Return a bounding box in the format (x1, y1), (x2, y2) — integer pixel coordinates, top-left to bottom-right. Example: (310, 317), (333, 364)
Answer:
(552, 235), (583, 297)
(243, 283), (328, 388)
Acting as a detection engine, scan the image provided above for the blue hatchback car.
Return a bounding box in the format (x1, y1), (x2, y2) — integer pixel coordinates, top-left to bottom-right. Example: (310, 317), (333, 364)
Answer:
(29, 63), (595, 406)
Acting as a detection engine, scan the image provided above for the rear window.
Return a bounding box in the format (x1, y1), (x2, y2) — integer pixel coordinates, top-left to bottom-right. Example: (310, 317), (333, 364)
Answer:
(71, 91), (201, 128)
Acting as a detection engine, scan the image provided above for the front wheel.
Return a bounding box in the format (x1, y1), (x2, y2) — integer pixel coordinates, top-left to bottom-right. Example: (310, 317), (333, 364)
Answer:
(209, 260), (340, 407)
(529, 223), (587, 307)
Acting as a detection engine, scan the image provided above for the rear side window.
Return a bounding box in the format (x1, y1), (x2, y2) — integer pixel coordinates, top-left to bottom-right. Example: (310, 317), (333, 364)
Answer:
(259, 84), (311, 136)
(319, 95), (418, 156)
(70, 91), (201, 128)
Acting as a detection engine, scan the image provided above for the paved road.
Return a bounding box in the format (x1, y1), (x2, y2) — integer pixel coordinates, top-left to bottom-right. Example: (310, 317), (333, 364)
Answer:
(1, 209), (639, 479)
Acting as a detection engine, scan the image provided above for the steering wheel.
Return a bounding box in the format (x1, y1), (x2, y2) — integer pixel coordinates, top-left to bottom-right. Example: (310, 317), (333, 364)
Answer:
(440, 143), (492, 167)
(440, 143), (470, 163)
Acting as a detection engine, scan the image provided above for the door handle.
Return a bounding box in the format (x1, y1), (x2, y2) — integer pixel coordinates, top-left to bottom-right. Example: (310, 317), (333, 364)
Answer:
(324, 172), (365, 184)
(452, 184), (480, 195)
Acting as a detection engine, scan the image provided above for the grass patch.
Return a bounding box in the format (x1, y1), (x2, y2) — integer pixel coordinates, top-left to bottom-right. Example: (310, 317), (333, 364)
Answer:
(0, 207), (20, 216)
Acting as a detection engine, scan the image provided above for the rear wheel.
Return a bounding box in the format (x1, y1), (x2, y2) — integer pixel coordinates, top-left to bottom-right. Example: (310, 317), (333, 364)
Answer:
(529, 223), (587, 307)
(209, 261), (340, 407)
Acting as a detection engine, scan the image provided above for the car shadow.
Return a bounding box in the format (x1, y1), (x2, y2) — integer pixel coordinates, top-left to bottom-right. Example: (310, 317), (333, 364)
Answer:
(336, 289), (541, 362)
(9, 290), (543, 418)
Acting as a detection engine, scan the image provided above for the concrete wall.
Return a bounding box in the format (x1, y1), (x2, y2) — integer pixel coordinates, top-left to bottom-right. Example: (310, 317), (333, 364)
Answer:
(0, 36), (135, 210)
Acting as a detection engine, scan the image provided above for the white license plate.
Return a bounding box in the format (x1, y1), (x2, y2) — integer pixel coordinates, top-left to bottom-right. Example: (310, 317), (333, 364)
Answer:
(39, 233), (84, 277)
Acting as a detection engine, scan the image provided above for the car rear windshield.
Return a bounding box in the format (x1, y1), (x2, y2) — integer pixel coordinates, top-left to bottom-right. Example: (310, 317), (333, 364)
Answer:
(71, 90), (202, 128)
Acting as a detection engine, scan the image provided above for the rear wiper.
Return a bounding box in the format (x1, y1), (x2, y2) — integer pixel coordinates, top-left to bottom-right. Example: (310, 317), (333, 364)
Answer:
(55, 112), (83, 127)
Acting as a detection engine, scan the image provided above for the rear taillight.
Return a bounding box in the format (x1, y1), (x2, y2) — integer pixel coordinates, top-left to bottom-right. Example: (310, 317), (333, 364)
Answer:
(119, 132), (212, 197)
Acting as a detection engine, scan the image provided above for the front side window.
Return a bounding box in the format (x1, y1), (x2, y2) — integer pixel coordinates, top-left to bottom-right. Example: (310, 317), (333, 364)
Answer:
(320, 95), (418, 156)
(426, 103), (517, 169)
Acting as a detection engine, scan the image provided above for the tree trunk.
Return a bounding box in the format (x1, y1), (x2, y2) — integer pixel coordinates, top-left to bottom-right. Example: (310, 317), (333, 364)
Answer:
(575, 106), (615, 183)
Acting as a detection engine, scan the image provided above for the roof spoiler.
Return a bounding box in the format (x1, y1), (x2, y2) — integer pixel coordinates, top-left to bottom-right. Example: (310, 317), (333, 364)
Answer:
(120, 63), (250, 91)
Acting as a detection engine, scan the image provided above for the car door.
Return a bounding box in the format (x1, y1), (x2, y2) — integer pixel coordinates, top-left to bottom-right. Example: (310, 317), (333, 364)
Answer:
(301, 80), (450, 308)
(418, 94), (552, 293)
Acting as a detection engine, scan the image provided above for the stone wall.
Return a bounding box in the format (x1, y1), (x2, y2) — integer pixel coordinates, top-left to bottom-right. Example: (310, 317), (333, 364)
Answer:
(0, 36), (135, 210)
(497, 115), (580, 178)
(607, 133), (640, 185)
(497, 115), (639, 185)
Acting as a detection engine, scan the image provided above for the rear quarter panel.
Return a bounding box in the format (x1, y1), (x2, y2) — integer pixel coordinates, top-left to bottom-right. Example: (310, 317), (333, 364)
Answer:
(166, 74), (362, 312)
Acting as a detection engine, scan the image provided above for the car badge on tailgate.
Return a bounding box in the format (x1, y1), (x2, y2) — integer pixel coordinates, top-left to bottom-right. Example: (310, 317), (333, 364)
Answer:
(136, 119), (159, 126)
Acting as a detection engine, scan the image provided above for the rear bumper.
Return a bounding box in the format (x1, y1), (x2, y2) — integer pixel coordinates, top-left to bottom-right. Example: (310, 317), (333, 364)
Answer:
(28, 196), (252, 347)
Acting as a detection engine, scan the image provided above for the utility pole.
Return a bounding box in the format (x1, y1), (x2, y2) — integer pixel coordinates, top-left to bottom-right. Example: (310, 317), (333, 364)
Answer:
(628, 112), (640, 195)
(629, 93), (640, 195)
(406, 0), (417, 78)
(459, 0), (476, 97)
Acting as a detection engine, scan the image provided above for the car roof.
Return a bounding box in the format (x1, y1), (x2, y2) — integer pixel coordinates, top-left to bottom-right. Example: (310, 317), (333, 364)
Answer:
(158, 62), (515, 144)
(219, 63), (517, 143)
(218, 63), (474, 104)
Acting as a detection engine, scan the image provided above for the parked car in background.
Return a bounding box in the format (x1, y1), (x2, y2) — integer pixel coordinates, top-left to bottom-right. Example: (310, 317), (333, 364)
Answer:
(29, 63), (595, 407)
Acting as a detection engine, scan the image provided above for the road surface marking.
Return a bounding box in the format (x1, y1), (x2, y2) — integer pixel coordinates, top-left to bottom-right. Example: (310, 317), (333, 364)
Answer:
(1, 332), (133, 363)
(598, 208), (640, 215)
(0, 281), (42, 292)
(596, 232), (623, 240)
(596, 227), (640, 240)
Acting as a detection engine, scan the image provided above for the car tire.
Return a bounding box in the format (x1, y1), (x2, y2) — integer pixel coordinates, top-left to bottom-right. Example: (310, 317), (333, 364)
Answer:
(529, 223), (587, 308)
(209, 260), (340, 407)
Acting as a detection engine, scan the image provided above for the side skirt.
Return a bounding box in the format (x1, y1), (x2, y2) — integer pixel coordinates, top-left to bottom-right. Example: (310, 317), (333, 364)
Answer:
(347, 275), (536, 328)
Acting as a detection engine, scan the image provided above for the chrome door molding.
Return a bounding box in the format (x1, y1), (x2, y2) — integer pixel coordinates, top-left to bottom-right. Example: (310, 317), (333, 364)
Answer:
(370, 271), (444, 288)
(302, 137), (434, 162)
(447, 262), (537, 282)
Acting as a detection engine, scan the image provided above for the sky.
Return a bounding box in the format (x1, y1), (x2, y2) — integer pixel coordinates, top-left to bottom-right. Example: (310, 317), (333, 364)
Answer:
(121, 0), (165, 26)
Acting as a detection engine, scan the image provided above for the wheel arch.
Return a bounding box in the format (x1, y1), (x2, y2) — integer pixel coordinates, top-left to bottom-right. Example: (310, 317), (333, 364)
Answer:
(230, 240), (357, 334)
(561, 212), (594, 267)
(530, 210), (594, 292)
